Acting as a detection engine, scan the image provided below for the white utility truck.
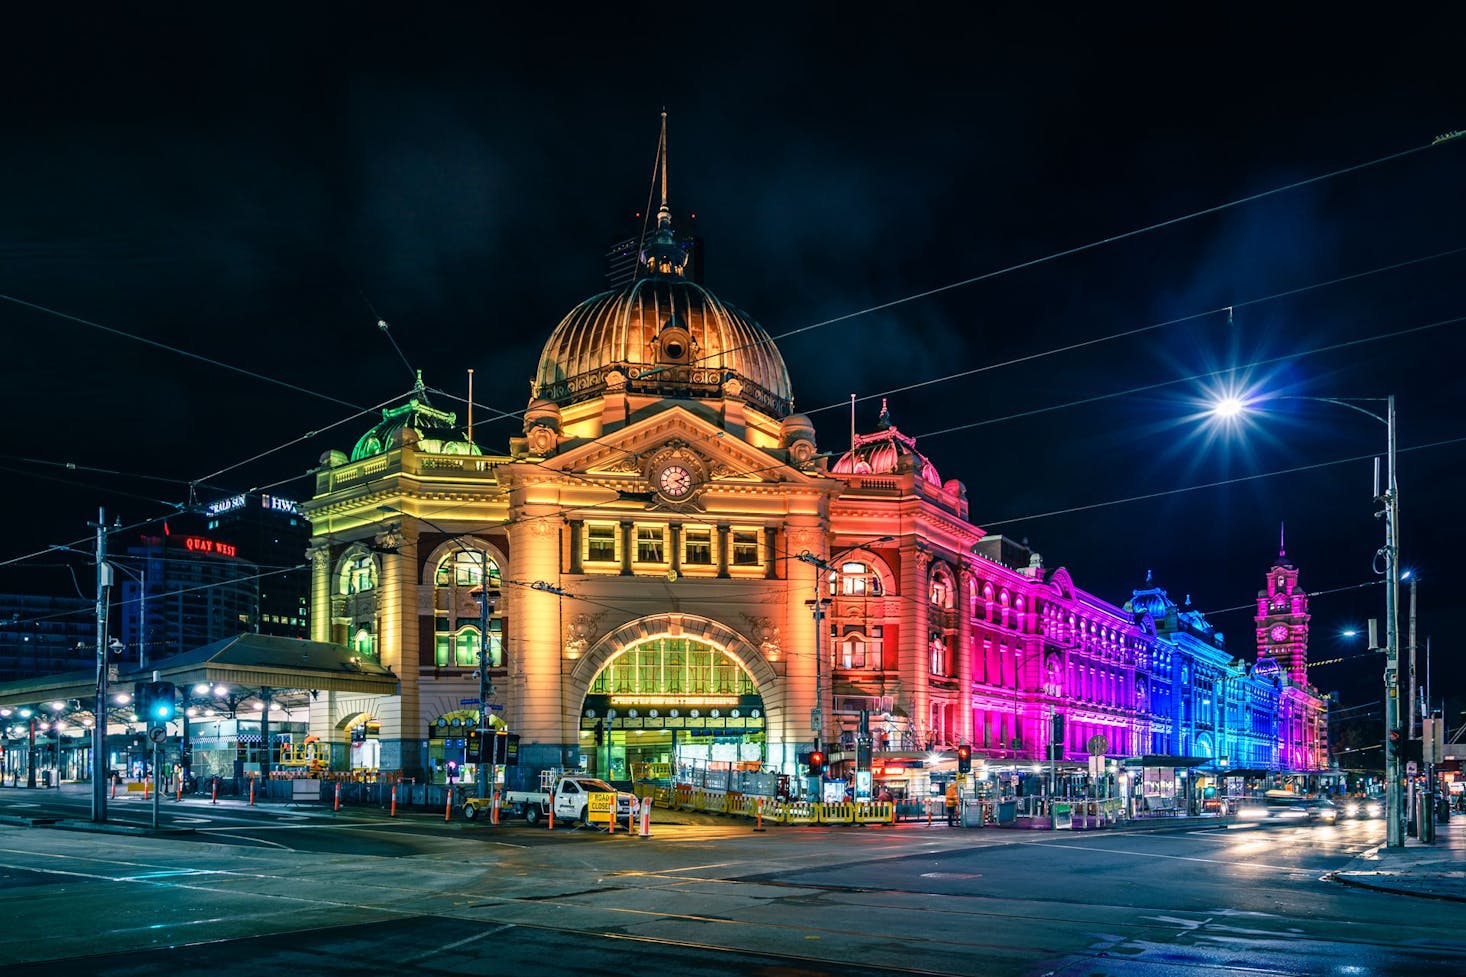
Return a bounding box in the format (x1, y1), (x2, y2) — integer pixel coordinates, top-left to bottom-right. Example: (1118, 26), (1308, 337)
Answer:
(462, 771), (636, 826)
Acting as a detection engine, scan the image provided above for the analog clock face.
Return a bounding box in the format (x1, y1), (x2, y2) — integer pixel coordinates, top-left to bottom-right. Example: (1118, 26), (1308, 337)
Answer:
(1269, 624), (1289, 642)
(658, 464), (694, 499)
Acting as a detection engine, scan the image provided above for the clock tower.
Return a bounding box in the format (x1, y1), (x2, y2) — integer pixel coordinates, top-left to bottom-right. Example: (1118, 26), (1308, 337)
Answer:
(1254, 526), (1311, 685)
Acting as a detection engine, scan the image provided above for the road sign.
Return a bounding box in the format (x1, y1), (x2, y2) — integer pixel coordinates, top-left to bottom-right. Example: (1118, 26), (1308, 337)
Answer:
(1407, 761), (1418, 776)
(1086, 734), (1108, 756)
(810, 708), (821, 731)
(148, 726), (168, 744)
(460, 698), (479, 705)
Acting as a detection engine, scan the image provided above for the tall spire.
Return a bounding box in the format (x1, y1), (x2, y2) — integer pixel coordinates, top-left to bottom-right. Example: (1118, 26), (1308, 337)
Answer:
(658, 108), (670, 229)
(1279, 521), (1286, 557)
(641, 109), (688, 277)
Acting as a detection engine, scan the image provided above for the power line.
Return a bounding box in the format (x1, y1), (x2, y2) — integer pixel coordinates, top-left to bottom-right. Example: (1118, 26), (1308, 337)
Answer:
(813, 245), (1466, 417)
(980, 435), (1466, 529)
(0, 293), (365, 410)
(915, 311), (1466, 441)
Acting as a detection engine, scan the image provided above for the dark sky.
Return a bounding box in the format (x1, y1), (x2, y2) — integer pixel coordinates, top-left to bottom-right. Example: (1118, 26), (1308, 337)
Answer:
(3, 9), (1463, 712)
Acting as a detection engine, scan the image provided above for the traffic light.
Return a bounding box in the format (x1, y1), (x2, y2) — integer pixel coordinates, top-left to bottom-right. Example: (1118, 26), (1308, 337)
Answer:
(467, 728), (482, 762)
(1387, 727), (1402, 759)
(807, 750), (826, 776)
(145, 682), (176, 724)
(956, 744), (972, 773)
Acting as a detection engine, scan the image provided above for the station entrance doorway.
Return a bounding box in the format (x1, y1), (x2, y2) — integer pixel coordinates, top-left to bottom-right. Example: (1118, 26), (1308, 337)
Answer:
(578, 635), (766, 786)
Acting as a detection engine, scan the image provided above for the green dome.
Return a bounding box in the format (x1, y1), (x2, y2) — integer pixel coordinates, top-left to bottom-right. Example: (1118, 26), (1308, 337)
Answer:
(351, 374), (482, 461)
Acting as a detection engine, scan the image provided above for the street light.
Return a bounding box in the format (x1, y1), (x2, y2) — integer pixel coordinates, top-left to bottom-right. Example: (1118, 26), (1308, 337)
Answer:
(1210, 392), (1404, 848)
(379, 506), (499, 806)
(107, 559), (148, 670)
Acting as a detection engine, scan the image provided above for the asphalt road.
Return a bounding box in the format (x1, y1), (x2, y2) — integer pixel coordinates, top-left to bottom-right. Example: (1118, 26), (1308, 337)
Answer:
(1, 788), (1462, 976)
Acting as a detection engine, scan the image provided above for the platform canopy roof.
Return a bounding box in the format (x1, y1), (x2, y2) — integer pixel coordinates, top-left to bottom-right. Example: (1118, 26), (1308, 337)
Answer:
(0, 633), (399, 710)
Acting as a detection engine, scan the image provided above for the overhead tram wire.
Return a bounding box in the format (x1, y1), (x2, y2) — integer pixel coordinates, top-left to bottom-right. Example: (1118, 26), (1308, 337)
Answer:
(978, 434), (1466, 529)
(656, 128), (1465, 377)
(810, 244), (1466, 417)
(913, 311), (1466, 442)
(0, 293), (366, 411)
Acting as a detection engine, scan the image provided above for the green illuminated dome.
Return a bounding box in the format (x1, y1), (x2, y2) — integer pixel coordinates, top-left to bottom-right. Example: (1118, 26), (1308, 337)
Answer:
(351, 373), (482, 461)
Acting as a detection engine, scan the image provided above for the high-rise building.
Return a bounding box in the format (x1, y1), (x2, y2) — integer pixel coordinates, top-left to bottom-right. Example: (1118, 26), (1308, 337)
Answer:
(0, 594), (93, 683)
(117, 522), (259, 666)
(202, 492), (311, 639)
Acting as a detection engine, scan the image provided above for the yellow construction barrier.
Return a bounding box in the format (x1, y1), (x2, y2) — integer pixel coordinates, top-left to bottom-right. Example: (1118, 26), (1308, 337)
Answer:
(777, 800), (819, 825)
(852, 800), (896, 824)
(817, 802), (855, 824)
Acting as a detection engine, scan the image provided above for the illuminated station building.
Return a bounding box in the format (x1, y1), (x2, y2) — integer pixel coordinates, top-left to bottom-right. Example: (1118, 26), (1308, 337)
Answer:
(299, 161), (1328, 796)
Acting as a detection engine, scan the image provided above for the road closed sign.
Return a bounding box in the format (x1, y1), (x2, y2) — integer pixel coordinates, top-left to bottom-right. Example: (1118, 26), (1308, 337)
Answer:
(587, 791), (614, 824)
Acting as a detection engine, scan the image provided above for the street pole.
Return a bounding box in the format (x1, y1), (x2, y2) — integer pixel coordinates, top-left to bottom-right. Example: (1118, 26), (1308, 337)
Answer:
(91, 508), (111, 824)
(1382, 395), (1405, 849)
(1407, 576), (1417, 736)
(476, 550), (497, 806)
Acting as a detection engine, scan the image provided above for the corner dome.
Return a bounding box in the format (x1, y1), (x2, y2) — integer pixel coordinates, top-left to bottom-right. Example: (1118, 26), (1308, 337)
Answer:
(831, 399), (941, 486)
(351, 374), (481, 462)
(532, 275), (794, 418)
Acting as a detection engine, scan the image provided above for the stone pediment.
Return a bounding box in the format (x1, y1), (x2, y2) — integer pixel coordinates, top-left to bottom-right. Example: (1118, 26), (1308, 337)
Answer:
(554, 407), (809, 489)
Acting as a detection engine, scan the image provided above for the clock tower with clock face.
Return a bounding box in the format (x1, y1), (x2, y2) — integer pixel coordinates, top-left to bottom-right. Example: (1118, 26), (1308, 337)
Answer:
(1254, 528), (1311, 685)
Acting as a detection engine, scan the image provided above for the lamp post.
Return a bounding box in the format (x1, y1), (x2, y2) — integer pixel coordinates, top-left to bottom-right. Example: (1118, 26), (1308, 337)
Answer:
(109, 559), (148, 670)
(1212, 393), (1403, 848)
(796, 551), (832, 753)
(379, 506), (499, 805)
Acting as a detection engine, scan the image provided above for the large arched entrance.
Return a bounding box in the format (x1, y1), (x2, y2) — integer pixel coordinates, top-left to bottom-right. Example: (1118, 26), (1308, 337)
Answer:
(568, 614), (782, 784)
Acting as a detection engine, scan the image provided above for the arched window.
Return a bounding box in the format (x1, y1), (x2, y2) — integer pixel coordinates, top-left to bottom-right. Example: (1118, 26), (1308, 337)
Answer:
(841, 632), (866, 669)
(832, 561), (883, 597)
(340, 553), (377, 595)
(352, 626), (376, 660)
(930, 573), (953, 609)
(435, 550), (501, 588)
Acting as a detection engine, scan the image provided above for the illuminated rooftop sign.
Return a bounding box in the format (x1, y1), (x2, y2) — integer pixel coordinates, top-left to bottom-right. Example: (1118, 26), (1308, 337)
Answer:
(206, 494), (247, 516)
(183, 536), (237, 558)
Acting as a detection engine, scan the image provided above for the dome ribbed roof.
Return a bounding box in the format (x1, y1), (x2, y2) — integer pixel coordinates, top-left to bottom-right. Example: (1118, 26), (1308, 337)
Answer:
(532, 275), (793, 418)
(350, 374), (481, 462)
(831, 399), (941, 486)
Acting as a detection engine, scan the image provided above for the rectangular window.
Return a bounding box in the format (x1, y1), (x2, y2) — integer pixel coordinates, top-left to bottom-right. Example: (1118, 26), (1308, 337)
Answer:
(683, 526), (713, 566)
(586, 524), (617, 563)
(636, 525), (666, 564)
(731, 529), (760, 567)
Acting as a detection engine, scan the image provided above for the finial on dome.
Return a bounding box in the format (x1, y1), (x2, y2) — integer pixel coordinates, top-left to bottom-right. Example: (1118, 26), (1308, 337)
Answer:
(877, 398), (892, 429)
(414, 369), (426, 394)
(658, 108), (670, 230)
(640, 110), (688, 278)
(1145, 568), (1153, 584)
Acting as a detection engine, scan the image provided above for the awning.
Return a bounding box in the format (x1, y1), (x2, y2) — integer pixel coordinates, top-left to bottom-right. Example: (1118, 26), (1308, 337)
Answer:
(0, 633), (401, 709)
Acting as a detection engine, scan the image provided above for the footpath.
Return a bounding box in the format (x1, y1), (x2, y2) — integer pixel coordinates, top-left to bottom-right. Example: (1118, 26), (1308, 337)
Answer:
(1329, 817), (1466, 902)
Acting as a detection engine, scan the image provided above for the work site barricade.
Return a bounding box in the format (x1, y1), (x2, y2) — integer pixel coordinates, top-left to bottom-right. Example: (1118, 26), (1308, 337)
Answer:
(777, 800), (819, 825)
(672, 785), (694, 810)
(852, 800), (895, 824)
(729, 794), (763, 819)
(817, 802), (854, 824)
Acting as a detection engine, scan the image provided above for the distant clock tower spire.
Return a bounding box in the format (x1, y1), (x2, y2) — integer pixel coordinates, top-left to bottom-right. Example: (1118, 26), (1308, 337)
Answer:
(1254, 536), (1310, 685)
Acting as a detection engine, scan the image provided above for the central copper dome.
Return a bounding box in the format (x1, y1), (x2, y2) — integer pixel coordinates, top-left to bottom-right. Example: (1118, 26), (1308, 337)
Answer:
(532, 274), (794, 418)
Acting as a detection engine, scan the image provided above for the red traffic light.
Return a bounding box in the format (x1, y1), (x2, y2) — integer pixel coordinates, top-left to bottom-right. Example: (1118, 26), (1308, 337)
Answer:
(956, 744), (972, 772)
(807, 750), (826, 775)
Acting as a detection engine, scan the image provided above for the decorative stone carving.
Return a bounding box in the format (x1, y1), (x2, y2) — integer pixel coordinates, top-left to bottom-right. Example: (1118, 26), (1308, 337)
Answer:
(741, 614), (782, 661)
(526, 425), (558, 456)
(563, 612), (606, 659)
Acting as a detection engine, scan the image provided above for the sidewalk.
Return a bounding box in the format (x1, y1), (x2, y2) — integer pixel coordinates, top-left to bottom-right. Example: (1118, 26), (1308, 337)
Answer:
(1330, 816), (1466, 902)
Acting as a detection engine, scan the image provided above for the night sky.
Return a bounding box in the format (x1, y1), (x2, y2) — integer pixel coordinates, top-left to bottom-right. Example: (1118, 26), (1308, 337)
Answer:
(4, 10), (1463, 716)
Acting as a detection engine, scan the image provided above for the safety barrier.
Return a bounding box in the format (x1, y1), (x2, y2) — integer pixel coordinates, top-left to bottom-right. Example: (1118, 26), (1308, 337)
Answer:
(818, 802), (853, 824)
(776, 801), (819, 825)
(853, 800), (896, 825)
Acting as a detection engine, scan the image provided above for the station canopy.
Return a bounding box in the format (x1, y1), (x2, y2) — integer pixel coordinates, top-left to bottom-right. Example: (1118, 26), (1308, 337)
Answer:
(0, 633), (399, 709)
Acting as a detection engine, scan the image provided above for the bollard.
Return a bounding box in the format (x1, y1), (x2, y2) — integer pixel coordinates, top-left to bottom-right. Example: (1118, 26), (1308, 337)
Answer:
(754, 796), (765, 832)
(548, 791), (555, 830)
(175, 776), (182, 803)
(143, 777), (150, 801)
(639, 796), (653, 839)
(491, 789), (499, 826)
(249, 777), (256, 806)
(626, 798), (637, 835)
(211, 777), (218, 805)
(608, 799), (615, 835)
(390, 784), (397, 818)
(334, 782), (342, 813)
(444, 786), (453, 823)
(111, 774), (118, 800)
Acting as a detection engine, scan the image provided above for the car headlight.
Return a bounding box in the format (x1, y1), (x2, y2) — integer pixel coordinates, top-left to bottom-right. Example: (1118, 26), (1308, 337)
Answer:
(1344, 803), (1359, 816)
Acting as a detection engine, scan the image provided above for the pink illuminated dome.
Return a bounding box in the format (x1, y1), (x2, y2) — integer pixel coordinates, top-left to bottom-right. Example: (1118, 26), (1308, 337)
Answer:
(831, 399), (942, 486)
